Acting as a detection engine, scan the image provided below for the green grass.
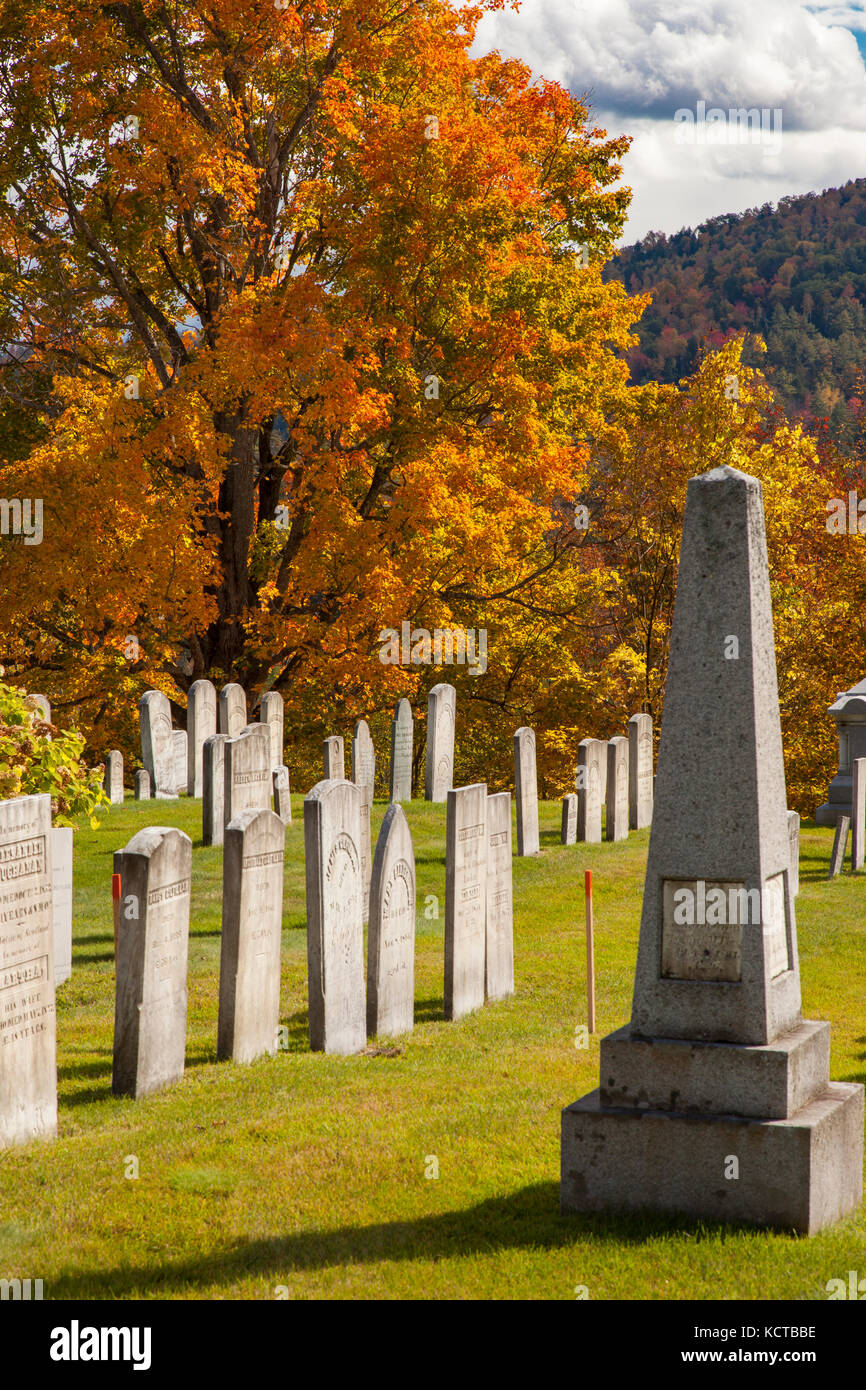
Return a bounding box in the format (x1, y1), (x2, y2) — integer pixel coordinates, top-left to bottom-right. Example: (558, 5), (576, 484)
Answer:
(1, 797), (864, 1300)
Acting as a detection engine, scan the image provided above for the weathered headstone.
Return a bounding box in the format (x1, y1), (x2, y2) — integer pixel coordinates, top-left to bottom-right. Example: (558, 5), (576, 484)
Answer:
(605, 736), (629, 842)
(260, 691), (284, 773)
(187, 679), (217, 796)
(628, 713), (653, 830)
(323, 735), (344, 781)
(0, 793), (57, 1148)
(576, 738), (603, 843)
(829, 815), (850, 879)
(560, 793), (577, 845)
(816, 678), (866, 824)
(51, 827), (73, 987)
(139, 690), (177, 798)
(172, 730), (187, 796)
(787, 810), (800, 896)
(105, 750), (124, 805)
(304, 779), (366, 1054)
(202, 734), (230, 846)
(273, 766), (291, 823)
(135, 769), (151, 800)
(513, 727), (540, 856)
(367, 803), (415, 1037)
(218, 808), (285, 1064)
(852, 758), (866, 871)
(561, 465), (864, 1234)
(112, 826), (191, 1099)
(425, 683), (456, 802)
(485, 791), (514, 1002)
(444, 782), (487, 1021)
(352, 719), (375, 796)
(224, 724), (271, 828)
(389, 698), (413, 803)
(218, 682), (247, 738)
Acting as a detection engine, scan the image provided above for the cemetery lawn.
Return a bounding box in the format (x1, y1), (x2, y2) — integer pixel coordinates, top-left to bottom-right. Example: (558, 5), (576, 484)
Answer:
(1, 799), (864, 1301)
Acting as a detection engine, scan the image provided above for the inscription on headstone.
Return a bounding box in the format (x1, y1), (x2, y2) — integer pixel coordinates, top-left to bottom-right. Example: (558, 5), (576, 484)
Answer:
(389, 699), (413, 803)
(444, 782), (488, 1021)
(323, 735), (344, 781)
(606, 736), (629, 842)
(485, 791), (514, 1002)
(112, 826), (191, 1099)
(367, 803), (415, 1037)
(187, 680), (217, 797)
(224, 725), (272, 828)
(260, 691), (284, 773)
(426, 684), (456, 802)
(139, 690), (177, 798)
(577, 738), (603, 843)
(135, 769), (151, 801)
(172, 730), (187, 796)
(0, 794), (57, 1149)
(218, 808), (285, 1064)
(628, 713), (653, 830)
(304, 780), (366, 1054)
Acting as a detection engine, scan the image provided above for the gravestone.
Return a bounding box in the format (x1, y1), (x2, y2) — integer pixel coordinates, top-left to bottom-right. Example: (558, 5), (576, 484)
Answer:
(51, 827), (73, 987)
(816, 678), (866, 825)
(628, 713), (653, 830)
(787, 811), (800, 896)
(224, 725), (271, 828)
(560, 793), (578, 845)
(202, 733), (230, 846)
(139, 690), (177, 798)
(172, 731), (187, 796)
(218, 682), (247, 738)
(323, 735), (344, 780)
(425, 683), (456, 802)
(0, 794), (57, 1148)
(389, 698), (413, 802)
(828, 815), (850, 879)
(187, 679), (217, 796)
(105, 750), (124, 805)
(260, 691), (284, 773)
(273, 766), (291, 823)
(112, 826), (191, 1099)
(444, 782), (487, 1021)
(367, 803), (415, 1037)
(852, 758), (866, 871)
(576, 738), (603, 843)
(304, 779), (366, 1054)
(561, 465), (864, 1234)
(485, 791), (514, 1002)
(513, 727), (540, 856)
(605, 737), (629, 842)
(135, 769), (151, 800)
(352, 720), (375, 795)
(218, 808), (285, 1064)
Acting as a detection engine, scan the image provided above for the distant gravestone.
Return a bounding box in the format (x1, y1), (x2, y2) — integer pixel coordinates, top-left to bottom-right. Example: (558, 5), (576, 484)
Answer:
(260, 691), (284, 773)
(444, 782), (487, 1021)
(606, 737), (629, 842)
(112, 825), (192, 1099)
(485, 791), (514, 1002)
(105, 750), (124, 805)
(323, 735), (344, 781)
(51, 827), (73, 987)
(139, 690), (177, 798)
(218, 808), (285, 1064)
(304, 779), (366, 1054)
(218, 683), (247, 738)
(852, 758), (866, 871)
(561, 793), (577, 845)
(628, 713), (653, 830)
(577, 738), (603, 843)
(829, 815), (850, 879)
(367, 803), (415, 1037)
(425, 683), (456, 802)
(202, 734), (230, 846)
(187, 679), (217, 797)
(224, 724), (271, 828)
(389, 699), (413, 803)
(135, 769), (151, 800)
(352, 719), (375, 796)
(273, 766), (291, 823)
(0, 793), (57, 1148)
(513, 727), (540, 856)
(172, 731), (187, 796)
(787, 811), (800, 895)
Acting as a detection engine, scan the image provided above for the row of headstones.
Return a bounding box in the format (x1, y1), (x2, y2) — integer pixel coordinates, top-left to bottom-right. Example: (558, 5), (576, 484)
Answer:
(827, 755), (866, 877)
(135, 682), (285, 800)
(114, 773), (513, 1097)
(559, 714), (655, 846)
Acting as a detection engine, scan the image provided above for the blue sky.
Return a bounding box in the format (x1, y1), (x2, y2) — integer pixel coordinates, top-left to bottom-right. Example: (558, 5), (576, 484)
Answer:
(473, 1), (866, 243)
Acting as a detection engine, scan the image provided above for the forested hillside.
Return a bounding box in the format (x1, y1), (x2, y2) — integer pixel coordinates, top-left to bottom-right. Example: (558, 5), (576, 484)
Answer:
(607, 179), (866, 441)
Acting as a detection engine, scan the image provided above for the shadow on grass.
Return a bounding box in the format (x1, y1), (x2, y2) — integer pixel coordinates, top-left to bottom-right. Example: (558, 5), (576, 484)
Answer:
(46, 1181), (761, 1298)
(414, 995), (444, 1023)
